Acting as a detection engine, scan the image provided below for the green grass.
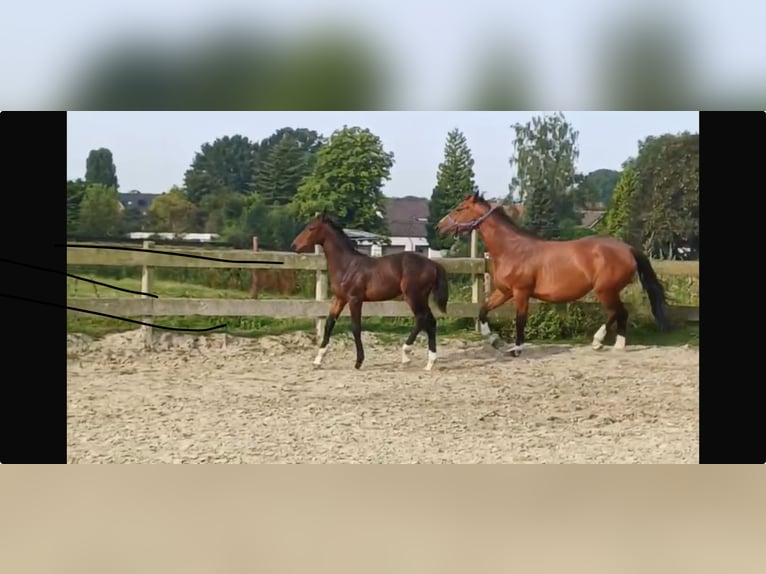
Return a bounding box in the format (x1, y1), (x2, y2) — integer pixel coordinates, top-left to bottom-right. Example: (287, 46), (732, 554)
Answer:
(68, 274), (252, 300)
(67, 272), (698, 347)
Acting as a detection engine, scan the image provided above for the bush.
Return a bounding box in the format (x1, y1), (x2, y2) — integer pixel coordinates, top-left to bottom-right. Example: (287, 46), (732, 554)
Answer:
(493, 303), (603, 341)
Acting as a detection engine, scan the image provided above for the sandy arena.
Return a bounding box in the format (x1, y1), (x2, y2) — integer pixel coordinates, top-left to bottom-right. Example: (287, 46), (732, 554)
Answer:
(67, 329), (699, 463)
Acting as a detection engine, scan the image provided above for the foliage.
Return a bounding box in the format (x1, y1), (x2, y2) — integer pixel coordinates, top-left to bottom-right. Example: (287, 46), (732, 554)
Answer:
(147, 186), (199, 234)
(632, 132), (699, 258)
(291, 125), (393, 234)
(251, 128), (325, 206)
(427, 128), (480, 251)
(602, 166), (639, 242)
(573, 168), (620, 208)
(523, 184), (559, 239)
(85, 148), (119, 189)
(507, 112), (581, 238)
(196, 190), (246, 233)
(77, 184), (123, 237)
(67, 179), (89, 231)
(183, 135), (259, 203)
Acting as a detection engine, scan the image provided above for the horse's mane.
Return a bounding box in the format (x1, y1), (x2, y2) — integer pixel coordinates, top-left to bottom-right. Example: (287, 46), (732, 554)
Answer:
(319, 214), (363, 252)
(473, 192), (542, 240)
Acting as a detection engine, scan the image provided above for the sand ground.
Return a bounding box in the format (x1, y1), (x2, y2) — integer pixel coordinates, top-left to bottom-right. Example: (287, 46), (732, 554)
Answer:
(67, 329), (698, 463)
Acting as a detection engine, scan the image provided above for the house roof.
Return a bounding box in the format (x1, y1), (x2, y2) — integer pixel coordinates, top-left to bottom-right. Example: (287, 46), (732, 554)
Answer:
(118, 191), (158, 213)
(581, 210), (606, 228)
(384, 196), (430, 238)
(344, 229), (388, 243)
(490, 200), (605, 228)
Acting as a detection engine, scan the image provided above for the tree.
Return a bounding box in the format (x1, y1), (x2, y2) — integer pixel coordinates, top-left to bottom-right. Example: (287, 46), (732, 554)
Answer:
(252, 127), (325, 205)
(77, 184), (123, 237)
(120, 205), (146, 233)
(506, 112), (581, 237)
(291, 126), (393, 234)
(67, 179), (89, 232)
(524, 184), (558, 239)
(632, 132), (699, 258)
(197, 190), (247, 233)
(183, 135), (259, 204)
(85, 148), (119, 189)
(602, 166), (638, 241)
(427, 128), (480, 251)
(147, 186), (198, 234)
(573, 168), (620, 209)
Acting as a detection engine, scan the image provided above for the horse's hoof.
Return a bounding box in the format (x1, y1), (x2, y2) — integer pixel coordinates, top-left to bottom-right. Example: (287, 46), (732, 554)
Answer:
(592, 342), (603, 350)
(354, 361), (363, 370)
(506, 344), (524, 357)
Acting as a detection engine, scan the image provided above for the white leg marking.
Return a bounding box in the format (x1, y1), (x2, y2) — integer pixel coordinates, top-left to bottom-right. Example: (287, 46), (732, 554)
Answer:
(479, 321), (491, 337)
(592, 324), (607, 350)
(313, 346), (328, 366)
(507, 343), (525, 354)
(401, 343), (413, 364)
(613, 335), (626, 350)
(424, 350), (437, 371)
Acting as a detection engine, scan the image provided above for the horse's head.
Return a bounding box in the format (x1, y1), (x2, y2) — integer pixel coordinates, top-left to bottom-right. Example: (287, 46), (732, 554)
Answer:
(291, 213), (332, 253)
(436, 191), (492, 236)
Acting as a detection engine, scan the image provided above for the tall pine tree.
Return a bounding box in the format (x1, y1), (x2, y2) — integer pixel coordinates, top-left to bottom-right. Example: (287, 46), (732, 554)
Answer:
(523, 185), (558, 239)
(252, 128), (324, 206)
(602, 165), (638, 242)
(427, 128), (479, 251)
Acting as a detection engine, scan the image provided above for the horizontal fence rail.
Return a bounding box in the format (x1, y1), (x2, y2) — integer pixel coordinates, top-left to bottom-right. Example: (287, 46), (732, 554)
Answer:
(66, 240), (699, 346)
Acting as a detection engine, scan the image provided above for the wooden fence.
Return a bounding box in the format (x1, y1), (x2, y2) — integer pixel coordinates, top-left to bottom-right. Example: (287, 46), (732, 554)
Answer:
(66, 238), (699, 347)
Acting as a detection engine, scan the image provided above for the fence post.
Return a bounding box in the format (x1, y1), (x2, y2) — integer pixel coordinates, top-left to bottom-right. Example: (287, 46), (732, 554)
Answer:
(141, 240), (155, 349)
(484, 253), (492, 299)
(250, 236), (259, 299)
(315, 244), (328, 341)
(470, 229), (484, 332)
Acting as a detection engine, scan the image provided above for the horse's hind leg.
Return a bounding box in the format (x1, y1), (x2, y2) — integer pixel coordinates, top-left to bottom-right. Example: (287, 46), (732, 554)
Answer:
(613, 301), (628, 350)
(593, 290), (627, 350)
(423, 307), (438, 371)
(401, 294), (426, 364)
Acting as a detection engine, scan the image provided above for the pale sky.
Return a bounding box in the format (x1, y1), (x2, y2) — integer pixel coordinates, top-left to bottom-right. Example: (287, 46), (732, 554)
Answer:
(66, 111), (699, 199)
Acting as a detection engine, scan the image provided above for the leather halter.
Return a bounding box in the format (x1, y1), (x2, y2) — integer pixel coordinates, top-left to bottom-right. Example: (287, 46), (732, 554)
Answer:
(444, 205), (499, 232)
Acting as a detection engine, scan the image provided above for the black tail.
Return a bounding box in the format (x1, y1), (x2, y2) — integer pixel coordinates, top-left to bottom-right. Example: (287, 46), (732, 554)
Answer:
(631, 248), (671, 331)
(431, 263), (449, 314)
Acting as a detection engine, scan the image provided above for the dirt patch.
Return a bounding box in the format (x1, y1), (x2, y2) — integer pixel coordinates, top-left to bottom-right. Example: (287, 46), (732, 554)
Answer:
(67, 329), (698, 463)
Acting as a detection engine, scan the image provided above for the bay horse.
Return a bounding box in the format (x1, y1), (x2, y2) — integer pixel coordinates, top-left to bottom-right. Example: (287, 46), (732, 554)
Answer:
(436, 191), (670, 356)
(291, 213), (450, 371)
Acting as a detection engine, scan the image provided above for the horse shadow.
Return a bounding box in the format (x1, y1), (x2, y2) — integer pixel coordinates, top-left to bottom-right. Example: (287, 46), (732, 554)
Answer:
(437, 342), (573, 367)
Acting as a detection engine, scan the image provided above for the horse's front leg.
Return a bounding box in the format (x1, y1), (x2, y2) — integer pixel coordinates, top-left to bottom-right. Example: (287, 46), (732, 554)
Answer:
(349, 298), (365, 369)
(313, 296), (347, 367)
(478, 288), (512, 348)
(507, 291), (530, 357)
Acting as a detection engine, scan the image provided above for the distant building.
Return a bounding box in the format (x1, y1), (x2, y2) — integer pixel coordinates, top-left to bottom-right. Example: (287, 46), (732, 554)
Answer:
(382, 196), (430, 255)
(117, 190), (158, 215)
